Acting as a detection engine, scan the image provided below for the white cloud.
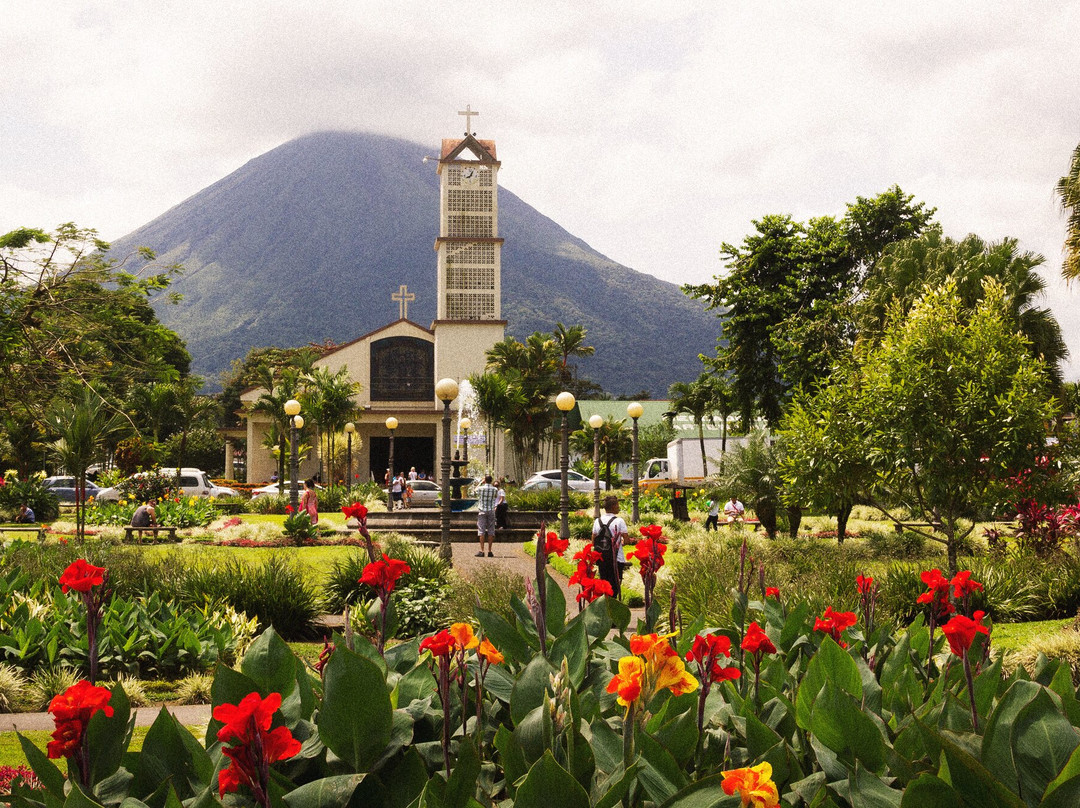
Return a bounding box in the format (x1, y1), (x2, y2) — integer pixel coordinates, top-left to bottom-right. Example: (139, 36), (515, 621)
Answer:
(2, 0), (1077, 377)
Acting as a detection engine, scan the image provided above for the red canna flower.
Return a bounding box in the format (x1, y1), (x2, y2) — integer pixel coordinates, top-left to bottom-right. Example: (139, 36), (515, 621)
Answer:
(639, 523), (663, 540)
(579, 575), (614, 604)
(544, 531), (570, 558)
(213, 692), (300, 802)
(814, 607), (858, 647)
(285, 505), (294, 514)
(687, 633), (741, 685)
(420, 629), (456, 657)
(917, 568), (954, 620)
(46, 681), (113, 759)
(941, 610), (990, 657)
(341, 502), (368, 520)
(765, 586), (780, 599)
(59, 559), (107, 594)
(951, 570), (984, 599)
(856, 574), (874, 594)
(359, 554), (411, 598)
(741, 621), (776, 656)
(572, 542), (601, 564)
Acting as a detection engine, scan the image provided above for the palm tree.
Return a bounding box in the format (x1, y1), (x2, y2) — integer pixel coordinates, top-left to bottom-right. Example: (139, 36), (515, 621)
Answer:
(251, 366), (302, 491)
(666, 373), (721, 477)
(553, 322), (595, 385)
(1058, 143), (1080, 282)
(47, 387), (127, 540)
(302, 367), (359, 484)
(169, 378), (220, 471)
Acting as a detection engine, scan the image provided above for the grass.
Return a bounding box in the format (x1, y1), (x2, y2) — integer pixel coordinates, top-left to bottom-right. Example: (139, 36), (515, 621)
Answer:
(993, 618), (1074, 652)
(0, 726), (167, 769)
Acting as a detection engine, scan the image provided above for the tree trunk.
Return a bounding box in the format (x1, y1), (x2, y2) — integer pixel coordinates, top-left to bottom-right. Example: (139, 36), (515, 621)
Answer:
(945, 523), (959, 577)
(698, 424), (708, 477)
(836, 501), (853, 545)
(786, 504), (802, 538)
(756, 499), (777, 538)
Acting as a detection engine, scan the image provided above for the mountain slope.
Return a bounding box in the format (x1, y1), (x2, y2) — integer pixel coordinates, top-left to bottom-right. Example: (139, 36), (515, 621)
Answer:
(112, 131), (720, 394)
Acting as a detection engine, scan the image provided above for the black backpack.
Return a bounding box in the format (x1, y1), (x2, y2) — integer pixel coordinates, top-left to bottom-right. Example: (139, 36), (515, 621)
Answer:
(595, 516), (617, 553)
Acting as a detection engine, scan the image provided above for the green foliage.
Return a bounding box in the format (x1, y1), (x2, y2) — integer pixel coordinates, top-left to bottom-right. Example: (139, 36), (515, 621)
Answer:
(1059, 142), (1080, 281)
(0, 473), (58, 522)
(117, 471), (179, 504)
(444, 566), (527, 626)
(865, 528), (927, 559)
(507, 487), (590, 512)
(715, 430), (784, 537)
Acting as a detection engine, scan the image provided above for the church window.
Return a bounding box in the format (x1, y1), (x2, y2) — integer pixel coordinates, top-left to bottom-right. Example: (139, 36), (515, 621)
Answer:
(447, 189), (493, 212)
(370, 337), (435, 401)
(447, 266), (495, 290)
(448, 214), (493, 238)
(447, 292), (496, 320)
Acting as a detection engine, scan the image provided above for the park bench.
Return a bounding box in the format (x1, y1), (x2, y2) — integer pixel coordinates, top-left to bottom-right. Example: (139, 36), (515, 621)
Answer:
(123, 525), (179, 543)
(0, 525), (46, 542)
(720, 519), (761, 530)
(894, 522), (937, 533)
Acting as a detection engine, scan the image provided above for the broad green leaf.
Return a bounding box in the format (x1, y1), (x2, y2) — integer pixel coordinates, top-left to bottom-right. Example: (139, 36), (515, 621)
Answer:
(836, 765), (901, 807)
(549, 616), (588, 688)
(64, 782), (105, 808)
(594, 763), (643, 808)
(514, 704), (550, 764)
(475, 606), (531, 667)
(742, 703), (783, 760)
(513, 752), (590, 808)
(384, 635), (420, 674)
(796, 636), (862, 731)
(589, 716), (624, 775)
(282, 775), (367, 808)
(494, 725), (528, 797)
(319, 646), (393, 771)
(545, 571), (566, 637)
(131, 707), (214, 799)
(240, 627), (298, 698)
(510, 654), (554, 725)
(932, 724), (1026, 808)
(656, 772), (739, 808)
(1011, 688), (1080, 806)
(809, 681), (887, 772)
(651, 700), (699, 767)
(981, 681), (1042, 795)
(17, 731), (67, 799)
(1040, 775), (1080, 808)
(376, 746), (427, 808)
(85, 683), (132, 788)
(637, 728), (688, 804)
(1045, 742), (1080, 798)
(899, 774), (959, 808)
(393, 663), (437, 707)
(444, 739), (481, 808)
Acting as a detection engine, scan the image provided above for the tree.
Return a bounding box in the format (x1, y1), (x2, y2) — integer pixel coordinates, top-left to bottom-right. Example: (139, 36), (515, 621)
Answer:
(552, 322), (595, 385)
(685, 188), (935, 427)
(666, 373), (724, 477)
(792, 280), (1056, 573)
(1058, 143), (1080, 281)
(716, 430), (784, 538)
(571, 417), (631, 489)
(251, 366), (304, 492)
(859, 230), (1068, 385)
(47, 387), (127, 540)
(302, 366), (359, 484)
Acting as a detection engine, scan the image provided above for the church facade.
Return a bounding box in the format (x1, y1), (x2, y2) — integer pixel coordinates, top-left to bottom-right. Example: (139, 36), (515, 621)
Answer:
(239, 110), (507, 484)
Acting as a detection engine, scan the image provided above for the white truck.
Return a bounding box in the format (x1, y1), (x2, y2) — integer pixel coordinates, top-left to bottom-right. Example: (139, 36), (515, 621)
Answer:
(641, 436), (757, 488)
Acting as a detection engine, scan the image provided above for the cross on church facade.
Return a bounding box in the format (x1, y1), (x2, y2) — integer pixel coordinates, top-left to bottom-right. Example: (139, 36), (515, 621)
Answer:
(392, 284), (416, 319)
(458, 104), (479, 134)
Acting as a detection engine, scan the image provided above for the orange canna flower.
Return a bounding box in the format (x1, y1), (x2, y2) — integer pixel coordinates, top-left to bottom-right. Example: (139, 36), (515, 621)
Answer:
(721, 761), (780, 808)
(476, 638), (504, 665)
(448, 622), (479, 650)
(606, 656), (644, 706)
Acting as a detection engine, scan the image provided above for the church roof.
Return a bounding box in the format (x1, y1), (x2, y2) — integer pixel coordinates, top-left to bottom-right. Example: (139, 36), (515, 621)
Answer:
(440, 136), (498, 163)
(315, 318), (434, 359)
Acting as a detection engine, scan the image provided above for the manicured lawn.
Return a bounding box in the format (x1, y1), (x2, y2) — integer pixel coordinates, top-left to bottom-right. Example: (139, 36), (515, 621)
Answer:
(0, 726), (168, 769)
(993, 618), (1074, 652)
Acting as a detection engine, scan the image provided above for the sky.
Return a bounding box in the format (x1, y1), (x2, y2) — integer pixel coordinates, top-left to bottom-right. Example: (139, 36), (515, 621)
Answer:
(3, 1), (1078, 379)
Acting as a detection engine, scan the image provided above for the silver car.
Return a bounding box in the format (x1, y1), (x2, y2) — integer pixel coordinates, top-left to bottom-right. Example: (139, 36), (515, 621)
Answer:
(523, 469), (608, 491)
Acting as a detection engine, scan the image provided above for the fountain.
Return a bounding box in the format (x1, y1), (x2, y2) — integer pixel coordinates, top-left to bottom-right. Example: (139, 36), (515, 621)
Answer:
(446, 380), (480, 511)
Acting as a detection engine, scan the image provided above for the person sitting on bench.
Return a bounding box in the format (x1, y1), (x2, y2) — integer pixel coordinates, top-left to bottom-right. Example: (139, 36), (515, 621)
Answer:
(15, 503), (35, 523)
(130, 501), (157, 539)
(724, 495), (745, 523)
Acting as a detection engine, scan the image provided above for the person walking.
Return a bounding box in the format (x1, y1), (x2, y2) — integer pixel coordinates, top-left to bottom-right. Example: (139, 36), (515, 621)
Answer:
(475, 474), (499, 557)
(593, 495), (628, 599)
(494, 477), (509, 531)
(705, 498), (720, 531)
(300, 479), (319, 525)
(391, 473), (405, 510)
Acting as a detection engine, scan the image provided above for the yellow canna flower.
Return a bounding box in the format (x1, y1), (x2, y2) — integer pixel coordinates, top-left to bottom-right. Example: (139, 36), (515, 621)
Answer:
(721, 762), (779, 808)
(653, 653), (698, 696)
(606, 656), (644, 707)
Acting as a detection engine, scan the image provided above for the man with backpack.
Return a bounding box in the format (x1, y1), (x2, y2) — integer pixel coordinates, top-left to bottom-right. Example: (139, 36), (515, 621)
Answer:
(592, 495), (628, 599)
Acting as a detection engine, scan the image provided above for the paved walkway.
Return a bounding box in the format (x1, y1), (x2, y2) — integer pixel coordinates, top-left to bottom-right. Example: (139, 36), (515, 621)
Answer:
(0, 543), (609, 733)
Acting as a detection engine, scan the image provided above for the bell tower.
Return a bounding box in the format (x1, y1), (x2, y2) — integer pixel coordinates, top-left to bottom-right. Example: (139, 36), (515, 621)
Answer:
(432, 105), (506, 386)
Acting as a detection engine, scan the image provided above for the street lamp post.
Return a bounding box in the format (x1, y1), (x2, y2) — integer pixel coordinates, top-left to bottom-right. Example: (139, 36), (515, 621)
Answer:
(344, 422), (354, 489)
(589, 414), (603, 518)
(436, 378), (459, 565)
(284, 399), (303, 512)
(385, 417), (398, 511)
(459, 417), (471, 469)
(627, 402), (644, 524)
(556, 392), (576, 541)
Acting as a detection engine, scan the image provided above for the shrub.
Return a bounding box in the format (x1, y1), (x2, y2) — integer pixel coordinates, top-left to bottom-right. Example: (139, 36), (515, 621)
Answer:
(112, 675), (149, 706)
(0, 663), (27, 713)
(26, 665), (78, 711)
(175, 673), (214, 705)
(444, 567), (527, 625)
(865, 528), (928, 559)
(0, 472), (59, 522)
(506, 488), (589, 512)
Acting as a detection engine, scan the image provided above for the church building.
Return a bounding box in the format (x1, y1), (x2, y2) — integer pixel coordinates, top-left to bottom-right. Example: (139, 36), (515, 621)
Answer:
(239, 107), (507, 483)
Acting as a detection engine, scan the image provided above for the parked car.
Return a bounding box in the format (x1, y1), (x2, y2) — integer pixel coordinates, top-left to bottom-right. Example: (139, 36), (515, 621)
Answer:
(42, 476), (101, 504)
(522, 469), (608, 491)
(250, 481), (324, 498)
(95, 469), (226, 502)
(382, 479), (441, 507)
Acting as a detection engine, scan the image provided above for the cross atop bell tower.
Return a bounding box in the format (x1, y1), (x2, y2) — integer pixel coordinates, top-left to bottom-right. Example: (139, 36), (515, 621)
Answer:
(458, 104), (479, 135)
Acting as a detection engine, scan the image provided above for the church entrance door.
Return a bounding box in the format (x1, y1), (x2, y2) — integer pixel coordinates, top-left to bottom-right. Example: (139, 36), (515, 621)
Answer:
(371, 437), (435, 484)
